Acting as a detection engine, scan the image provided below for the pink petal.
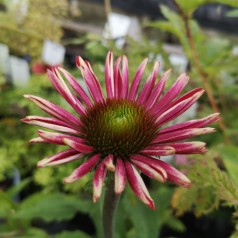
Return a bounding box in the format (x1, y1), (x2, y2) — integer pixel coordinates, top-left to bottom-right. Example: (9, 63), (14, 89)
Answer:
(145, 69), (171, 109)
(115, 158), (127, 194)
(104, 154), (115, 171)
(105, 51), (114, 98)
(160, 113), (220, 134)
(140, 145), (175, 156)
(128, 58), (148, 100)
(121, 56), (129, 99)
(113, 56), (122, 98)
(22, 116), (79, 134)
(58, 67), (92, 107)
(151, 73), (189, 114)
(29, 137), (45, 143)
(137, 61), (159, 104)
(168, 141), (207, 154)
(24, 95), (81, 128)
(93, 160), (107, 202)
(38, 130), (85, 145)
(152, 127), (215, 144)
(131, 155), (191, 188)
(64, 154), (100, 183)
(47, 69), (86, 116)
(155, 89), (204, 127)
(125, 160), (155, 210)
(63, 138), (94, 153)
(76, 56), (104, 103)
(38, 149), (83, 167)
(131, 158), (167, 182)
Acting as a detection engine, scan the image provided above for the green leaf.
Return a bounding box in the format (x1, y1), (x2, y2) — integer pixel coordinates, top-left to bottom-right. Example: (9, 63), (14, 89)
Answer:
(216, 145), (238, 185)
(226, 9), (238, 17)
(14, 193), (90, 222)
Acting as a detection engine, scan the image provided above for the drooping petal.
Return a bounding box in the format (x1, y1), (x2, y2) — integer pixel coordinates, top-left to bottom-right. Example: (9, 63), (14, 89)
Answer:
(29, 137), (45, 143)
(104, 154), (115, 171)
(93, 160), (107, 202)
(140, 145), (175, 156)
(22, 116), (79, 134)
(63, 138), (94, 153)
(24, 95), (81, 128)
(152, 127), (215, 144)
(58, 67), (92, 107)
(151, 73), (189, 114)
(76, 56), (104, 103)
(47, 69), (86, 116)
(131, 155), (191, 188)
(168, 141), (207, 154)
(121, 56), (129, 99)
(115, 158), (126, 194)
(131, 158), (167, 182)
(64, 154), (100, 183)
(128, 58), (148, 100)
(37, 130), (85, 145)
(155, 89), (204, 127)
(105, 51), (114, 98)
(145, 69), (171, 109)
(137, 61), (160, 104)
(38, 149), (83, 167)
(125, 160), (155, 210)
(160, 113), (220, 134)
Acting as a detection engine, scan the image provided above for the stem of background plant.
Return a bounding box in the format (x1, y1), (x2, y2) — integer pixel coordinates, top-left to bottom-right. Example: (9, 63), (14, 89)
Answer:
(172, 0), (229, 143)
(103, 177), (120, 238)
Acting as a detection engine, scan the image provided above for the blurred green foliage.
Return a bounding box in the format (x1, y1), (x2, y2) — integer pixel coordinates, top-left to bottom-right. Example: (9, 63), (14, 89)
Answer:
(1, 0), (238, 237)
(0, 0), (68, 60)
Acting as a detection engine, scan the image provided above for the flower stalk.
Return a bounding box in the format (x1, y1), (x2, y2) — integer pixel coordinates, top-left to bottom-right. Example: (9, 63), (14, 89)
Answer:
(103, 177), (120, 238)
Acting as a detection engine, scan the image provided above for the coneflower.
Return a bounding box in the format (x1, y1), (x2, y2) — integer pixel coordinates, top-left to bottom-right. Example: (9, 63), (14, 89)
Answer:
(22, 52), (219, 210)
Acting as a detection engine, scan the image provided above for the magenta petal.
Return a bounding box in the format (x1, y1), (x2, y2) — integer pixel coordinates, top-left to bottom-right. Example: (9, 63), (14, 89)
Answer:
(115, 158), (127, 194)
(169, 141), (207, 154)
(38, 149), (83, 167)
(47, 69), (86, 116)
(145, 69), (171, 109)
(131, 155), (191, 188)
(58, 67), (92, 107)
(125, 160), (156, 210)
(140, 145), (175, 156)
(113, 56), (122, 98)
(64, 154), (100, 183)
(37, 130), (85, 145)
(121, 56), (129, 99)
(160, 113), (220, 134)
(155, 89), (204, 127)
(104, 154), (115, 171)
(24, 95), (81, 128)
(93, 160), (107, 202)
(105, 51), (115, 98)
(137, 61), (159, 104)
(128, 58), (148, 100)
(63, 138), (94, 153)
(131, 158), (167, 182)
(76, 56), (104, 103)
(22, 116), (79, 134)
(152, 127), (215, 144)
(151, 73), (189, 114)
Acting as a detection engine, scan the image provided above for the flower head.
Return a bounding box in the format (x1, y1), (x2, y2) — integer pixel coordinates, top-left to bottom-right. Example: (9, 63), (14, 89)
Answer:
(22, 52), (219, 209)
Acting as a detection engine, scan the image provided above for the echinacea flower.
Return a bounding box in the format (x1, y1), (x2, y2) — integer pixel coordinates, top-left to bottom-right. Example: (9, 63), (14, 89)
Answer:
(22, 52), (219, 209)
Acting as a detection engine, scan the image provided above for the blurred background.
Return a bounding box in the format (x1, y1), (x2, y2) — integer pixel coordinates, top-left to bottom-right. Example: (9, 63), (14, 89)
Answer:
(1, 0), (238, 237)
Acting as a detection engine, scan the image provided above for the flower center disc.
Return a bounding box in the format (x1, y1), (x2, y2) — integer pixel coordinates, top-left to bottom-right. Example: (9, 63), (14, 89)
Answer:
(81, 99), (157, 158)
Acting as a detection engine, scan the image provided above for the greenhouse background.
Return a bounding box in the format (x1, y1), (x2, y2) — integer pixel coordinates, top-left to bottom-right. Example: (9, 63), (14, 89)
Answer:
(1, 0), (238, 237)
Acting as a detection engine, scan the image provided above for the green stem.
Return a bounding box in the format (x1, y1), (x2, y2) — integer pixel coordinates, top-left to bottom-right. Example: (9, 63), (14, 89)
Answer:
(103, 177), (120, 238)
